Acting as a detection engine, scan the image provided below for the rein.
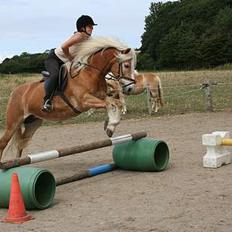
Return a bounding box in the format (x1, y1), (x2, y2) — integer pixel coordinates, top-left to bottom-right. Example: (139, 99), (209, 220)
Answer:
(69, 61), (103, 79)
(69, 60), (136, 84)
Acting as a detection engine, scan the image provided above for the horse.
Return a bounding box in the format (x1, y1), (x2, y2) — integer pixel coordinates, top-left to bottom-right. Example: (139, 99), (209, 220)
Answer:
(0, 37), (136, 162)
(105, 71), (164, 114)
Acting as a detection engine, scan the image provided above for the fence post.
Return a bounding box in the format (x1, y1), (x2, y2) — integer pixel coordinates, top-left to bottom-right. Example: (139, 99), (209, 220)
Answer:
(146, 85), (152, 115)
(201, 82), (217, 112)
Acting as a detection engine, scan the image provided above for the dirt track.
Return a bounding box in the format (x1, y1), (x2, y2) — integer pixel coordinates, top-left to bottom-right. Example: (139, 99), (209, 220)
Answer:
(1, 111), (232, 232)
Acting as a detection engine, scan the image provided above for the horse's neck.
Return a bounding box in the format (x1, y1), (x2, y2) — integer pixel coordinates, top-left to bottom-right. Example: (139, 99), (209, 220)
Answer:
(68, 48), (116, 90)
(89, 49), (116, 77)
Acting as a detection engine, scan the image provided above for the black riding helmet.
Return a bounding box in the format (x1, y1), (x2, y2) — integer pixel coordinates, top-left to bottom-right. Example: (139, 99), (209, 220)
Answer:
(76, 15), (97, 32)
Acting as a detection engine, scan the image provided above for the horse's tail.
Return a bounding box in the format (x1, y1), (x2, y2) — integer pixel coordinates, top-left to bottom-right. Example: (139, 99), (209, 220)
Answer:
(155, 75), (164, 106)
(6, 125), (23, 155)
(148, 74), (164, 106)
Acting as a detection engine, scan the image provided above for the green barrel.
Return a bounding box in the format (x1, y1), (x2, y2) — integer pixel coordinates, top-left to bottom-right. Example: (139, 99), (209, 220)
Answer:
(112, 138), (169, 171)
(0, 167), (56, 210)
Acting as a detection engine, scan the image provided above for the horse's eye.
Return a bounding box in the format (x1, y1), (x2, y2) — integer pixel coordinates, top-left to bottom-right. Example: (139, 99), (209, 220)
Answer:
(124, 64), (130, 69)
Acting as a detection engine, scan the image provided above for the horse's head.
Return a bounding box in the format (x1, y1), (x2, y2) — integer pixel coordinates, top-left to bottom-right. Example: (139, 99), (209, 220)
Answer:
(108, 48), (137, 94)
(109, 48), (136, 81)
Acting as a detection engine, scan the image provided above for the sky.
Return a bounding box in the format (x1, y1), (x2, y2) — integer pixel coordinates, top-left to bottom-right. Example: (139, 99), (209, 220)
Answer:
(0, 0), (170, 63)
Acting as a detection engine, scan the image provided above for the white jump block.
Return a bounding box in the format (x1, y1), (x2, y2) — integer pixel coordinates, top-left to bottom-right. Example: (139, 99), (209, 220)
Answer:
(202, 131), (232, 168)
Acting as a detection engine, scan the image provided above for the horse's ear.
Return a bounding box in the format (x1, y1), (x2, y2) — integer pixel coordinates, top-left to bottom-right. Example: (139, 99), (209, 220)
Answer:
(122, 48), (131, 54)
(135, 50), (141, 55)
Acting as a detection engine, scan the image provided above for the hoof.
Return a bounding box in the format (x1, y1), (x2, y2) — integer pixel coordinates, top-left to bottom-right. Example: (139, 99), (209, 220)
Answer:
(106, 129), (113, 137)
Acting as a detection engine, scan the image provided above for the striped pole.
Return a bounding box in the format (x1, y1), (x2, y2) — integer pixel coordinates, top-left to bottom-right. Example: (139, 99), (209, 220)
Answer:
(0, 132), (147, 169)
(56, 163), (117, 186)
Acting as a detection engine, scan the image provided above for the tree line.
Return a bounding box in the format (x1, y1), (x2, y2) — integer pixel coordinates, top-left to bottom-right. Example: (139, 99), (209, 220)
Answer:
(138, 0), (232, 70)
(0, 0), (232, 73)
(0, 52), (48, 74)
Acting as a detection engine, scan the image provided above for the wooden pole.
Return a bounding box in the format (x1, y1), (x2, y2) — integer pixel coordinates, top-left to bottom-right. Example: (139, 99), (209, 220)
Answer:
(0, 132), (147, 169)
(56, 163), (117, 186)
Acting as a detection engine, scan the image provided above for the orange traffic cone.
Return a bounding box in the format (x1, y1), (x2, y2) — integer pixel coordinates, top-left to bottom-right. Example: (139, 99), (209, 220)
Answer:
(1, 173), (34, 224)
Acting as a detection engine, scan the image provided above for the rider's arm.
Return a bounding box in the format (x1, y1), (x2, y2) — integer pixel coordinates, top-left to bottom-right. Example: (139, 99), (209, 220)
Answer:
(61, 32), (88, 62)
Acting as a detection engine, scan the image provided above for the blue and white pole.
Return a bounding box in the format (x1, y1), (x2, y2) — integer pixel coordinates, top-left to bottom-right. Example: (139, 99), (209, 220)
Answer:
(56, 163), (117, 186)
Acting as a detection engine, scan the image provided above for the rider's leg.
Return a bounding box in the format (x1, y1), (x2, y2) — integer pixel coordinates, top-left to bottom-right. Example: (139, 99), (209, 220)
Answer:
(43, 50), (63, 111)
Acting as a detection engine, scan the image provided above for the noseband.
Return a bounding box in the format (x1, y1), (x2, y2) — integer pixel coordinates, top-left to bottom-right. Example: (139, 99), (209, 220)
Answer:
(105, 70), (135, 89)
(108, 62), (135, 84)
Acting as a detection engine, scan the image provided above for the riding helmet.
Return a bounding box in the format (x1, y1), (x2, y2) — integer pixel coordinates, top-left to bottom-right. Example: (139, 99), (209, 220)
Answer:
(76, 15), (97, 31)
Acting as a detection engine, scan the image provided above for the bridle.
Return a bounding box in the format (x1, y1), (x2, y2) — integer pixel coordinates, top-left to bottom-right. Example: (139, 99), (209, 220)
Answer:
(104, 60), (136, 88)
(105, 70), (136, 89)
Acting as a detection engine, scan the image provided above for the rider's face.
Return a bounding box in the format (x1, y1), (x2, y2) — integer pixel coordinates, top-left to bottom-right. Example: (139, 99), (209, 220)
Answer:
(85, 25), (93, 35)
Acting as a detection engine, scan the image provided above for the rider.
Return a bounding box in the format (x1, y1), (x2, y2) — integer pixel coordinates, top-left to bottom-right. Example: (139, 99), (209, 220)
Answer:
(42, 15), (97, 112)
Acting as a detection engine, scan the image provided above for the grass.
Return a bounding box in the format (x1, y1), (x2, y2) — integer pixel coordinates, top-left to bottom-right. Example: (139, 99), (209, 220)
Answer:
(161, 70), (232, 112)
(0, 70), (232, 128)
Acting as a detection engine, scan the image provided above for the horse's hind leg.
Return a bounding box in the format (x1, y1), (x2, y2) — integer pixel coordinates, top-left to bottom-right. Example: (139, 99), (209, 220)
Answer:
(0, 119), (23, 161)
(15, 116), (42, 158)
(152, 98), (159, 112)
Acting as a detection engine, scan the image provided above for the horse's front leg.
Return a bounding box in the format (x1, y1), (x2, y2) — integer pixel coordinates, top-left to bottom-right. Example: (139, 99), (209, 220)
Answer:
(104, 97), (122, 137)
(119, 91), (127, 115)
(82, 94), (122, 137)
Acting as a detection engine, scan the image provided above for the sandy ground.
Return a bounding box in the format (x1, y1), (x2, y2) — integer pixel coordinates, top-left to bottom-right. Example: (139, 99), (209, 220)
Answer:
(0, 111), (232, 232)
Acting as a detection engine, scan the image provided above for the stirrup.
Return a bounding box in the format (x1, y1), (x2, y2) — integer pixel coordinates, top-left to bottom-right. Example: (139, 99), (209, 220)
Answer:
(42, 99), (53, 112)
(41, 71), (50, 78)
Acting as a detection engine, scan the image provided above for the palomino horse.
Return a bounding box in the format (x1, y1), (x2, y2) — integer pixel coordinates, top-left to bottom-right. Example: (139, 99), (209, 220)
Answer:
(0, 37), (136, 161)
(106, 71), (164, 114)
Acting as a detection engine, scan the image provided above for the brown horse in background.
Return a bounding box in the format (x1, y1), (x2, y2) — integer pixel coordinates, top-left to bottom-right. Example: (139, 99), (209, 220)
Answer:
(106, 71), (164, 114)
(0, 37), (136, 162)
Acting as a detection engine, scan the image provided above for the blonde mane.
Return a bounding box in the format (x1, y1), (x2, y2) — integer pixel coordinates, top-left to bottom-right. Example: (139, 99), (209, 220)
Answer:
(71, 36), (136, 69)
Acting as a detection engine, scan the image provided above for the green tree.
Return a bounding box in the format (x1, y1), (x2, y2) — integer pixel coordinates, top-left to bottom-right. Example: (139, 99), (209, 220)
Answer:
(140, 0), (232, 70)
(0, 52), (48, 74)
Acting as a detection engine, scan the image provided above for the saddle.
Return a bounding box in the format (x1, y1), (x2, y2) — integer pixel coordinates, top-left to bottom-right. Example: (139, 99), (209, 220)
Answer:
(40, 65), (68, 95)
